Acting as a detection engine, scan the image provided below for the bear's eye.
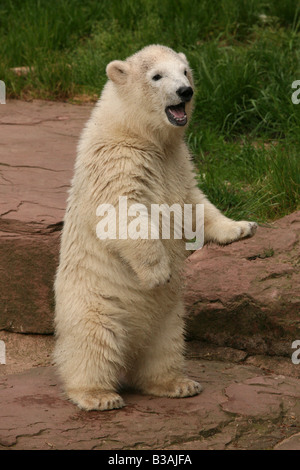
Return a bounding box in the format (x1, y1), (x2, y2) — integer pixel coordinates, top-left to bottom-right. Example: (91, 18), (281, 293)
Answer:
(152, 74), (162, 81)
(184, 70), (187, 76)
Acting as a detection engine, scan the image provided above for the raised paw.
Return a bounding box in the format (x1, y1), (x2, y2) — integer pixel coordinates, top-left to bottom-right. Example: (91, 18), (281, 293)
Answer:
(144, 377), (203, 398)
(236, 220), (258, 239)
(216, 220), (257, 245)
(67, 389), (125, 411)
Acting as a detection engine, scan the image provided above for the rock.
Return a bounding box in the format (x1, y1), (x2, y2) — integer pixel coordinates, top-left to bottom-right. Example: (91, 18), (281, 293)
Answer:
(0, 228), (60, 333)
(0, 360), (300, 450)
(221, 375), (292, 417)
(186, 340), (248, 363)
(184, 211), (300, 356)
(274, 433), (300, 450)
(1, 332), (299, 450)
(245, 354), (300, 379)
(0, 330), (54, 375)
(0, 99), (92, 333)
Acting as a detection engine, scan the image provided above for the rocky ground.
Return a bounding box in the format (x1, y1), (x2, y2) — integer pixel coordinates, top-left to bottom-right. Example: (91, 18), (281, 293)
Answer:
(0, 331), (300, 450)
(0, 100), (299, 450)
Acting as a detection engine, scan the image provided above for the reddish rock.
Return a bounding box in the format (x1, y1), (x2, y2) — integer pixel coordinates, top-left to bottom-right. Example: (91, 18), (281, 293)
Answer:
(0, 229), (59, 333)
(184, 211), (300, 356)
(275, 433), (300, 450)
(221, 375), (296, 417)
(0, 100), (92, 333)
(0, 360), (299, 450)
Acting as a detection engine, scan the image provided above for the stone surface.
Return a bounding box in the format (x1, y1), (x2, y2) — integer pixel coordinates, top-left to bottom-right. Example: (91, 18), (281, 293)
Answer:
(274, 433), (300, 450)
(0, 99), (91, 225)
(0, 100), (299, 356)
(0, 99), (92, 333)
(0, 353), (300, 450)
(0, 332), (299, 450)
(185, 211), (300, 356)
(0, 330), (54, 375)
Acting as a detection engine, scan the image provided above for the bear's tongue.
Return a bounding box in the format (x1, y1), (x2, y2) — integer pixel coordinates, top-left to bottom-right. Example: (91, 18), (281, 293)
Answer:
(165, 102), (187, 126)
(169, 104), (185, 119)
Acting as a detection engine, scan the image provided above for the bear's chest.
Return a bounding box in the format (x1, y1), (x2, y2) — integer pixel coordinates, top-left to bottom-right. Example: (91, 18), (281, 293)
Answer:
(154, 153), (188, 206)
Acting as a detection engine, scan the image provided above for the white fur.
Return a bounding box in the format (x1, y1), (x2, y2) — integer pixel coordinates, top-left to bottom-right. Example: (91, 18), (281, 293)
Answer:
(54, 45), (257, 411)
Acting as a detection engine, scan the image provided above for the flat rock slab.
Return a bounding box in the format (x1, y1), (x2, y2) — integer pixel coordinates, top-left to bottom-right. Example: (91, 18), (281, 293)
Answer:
(0, 99), (92, 225)
(0, 360), (299, 450)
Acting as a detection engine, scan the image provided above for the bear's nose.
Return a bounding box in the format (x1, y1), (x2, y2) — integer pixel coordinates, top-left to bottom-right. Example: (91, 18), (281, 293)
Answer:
(176, 86), (194, 102)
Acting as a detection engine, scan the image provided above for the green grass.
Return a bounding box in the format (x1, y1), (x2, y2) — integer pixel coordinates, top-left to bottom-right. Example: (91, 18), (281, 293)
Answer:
(1, 0), (300, 222)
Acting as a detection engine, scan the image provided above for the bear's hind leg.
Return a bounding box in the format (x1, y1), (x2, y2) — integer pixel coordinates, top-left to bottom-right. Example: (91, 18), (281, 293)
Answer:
(128, 303), (202, 398)
(54, 311), (126, 411)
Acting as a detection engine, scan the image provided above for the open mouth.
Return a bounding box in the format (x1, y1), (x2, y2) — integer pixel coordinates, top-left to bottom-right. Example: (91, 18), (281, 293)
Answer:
(165, 102), (187, 127)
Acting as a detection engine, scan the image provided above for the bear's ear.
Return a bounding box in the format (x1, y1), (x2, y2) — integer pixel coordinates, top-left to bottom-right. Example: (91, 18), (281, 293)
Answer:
(178, 52), (188, 64)
(106, 60), (130, 84)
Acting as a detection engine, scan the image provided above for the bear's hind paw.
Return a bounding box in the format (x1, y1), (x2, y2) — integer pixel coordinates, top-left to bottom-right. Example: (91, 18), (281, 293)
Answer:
(144, 378), (203, 398)
(67, 389), (125, 411)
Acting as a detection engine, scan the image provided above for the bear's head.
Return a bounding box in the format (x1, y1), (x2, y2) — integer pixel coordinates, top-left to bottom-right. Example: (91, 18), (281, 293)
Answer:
(106, 45), (194, 134)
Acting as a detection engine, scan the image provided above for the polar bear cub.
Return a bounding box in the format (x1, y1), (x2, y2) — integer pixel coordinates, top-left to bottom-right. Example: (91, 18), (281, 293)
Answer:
(54, 45), (257, 411)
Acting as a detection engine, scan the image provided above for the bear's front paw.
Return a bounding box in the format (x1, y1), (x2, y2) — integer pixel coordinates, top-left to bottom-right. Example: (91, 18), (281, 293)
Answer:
(138, 256), (171, 290)
(67, 389), (125, 411)
(215, 220), (257, 245)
